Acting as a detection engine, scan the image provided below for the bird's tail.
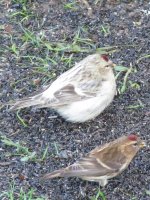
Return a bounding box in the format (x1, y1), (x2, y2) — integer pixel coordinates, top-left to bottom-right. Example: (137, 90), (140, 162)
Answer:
(41, 169), (65, 180)
(9, 94), (43, 111)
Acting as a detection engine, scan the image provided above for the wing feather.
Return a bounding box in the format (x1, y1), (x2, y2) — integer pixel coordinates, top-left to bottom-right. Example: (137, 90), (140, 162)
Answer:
(61, 157), (118, 178)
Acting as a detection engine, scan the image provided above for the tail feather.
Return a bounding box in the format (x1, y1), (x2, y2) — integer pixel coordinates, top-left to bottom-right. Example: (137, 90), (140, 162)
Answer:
(42, 169), (64, 180)
(9, 94), (43, 111)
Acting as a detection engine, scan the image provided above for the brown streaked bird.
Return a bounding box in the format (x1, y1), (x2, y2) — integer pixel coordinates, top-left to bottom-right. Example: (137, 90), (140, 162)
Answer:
(42, 135), (145, 186)
(9, 53), (116, 122)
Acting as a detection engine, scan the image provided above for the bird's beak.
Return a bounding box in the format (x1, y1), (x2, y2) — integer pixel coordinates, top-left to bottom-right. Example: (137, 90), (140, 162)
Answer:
(139, 141), (146, 148)
(108, 60), (116, 68)
(112, 63), (116, 67)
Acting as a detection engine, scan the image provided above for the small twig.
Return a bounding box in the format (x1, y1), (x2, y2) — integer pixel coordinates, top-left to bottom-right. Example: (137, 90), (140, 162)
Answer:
(16, 110), (28, 127)
(53, 142), (59, 155)
(32, 69), (55, 78)
(120, 65), (132, 94)
(48, 115), (58, 119)
(0, 162), (12, 166)
(137, 54), (150, 63)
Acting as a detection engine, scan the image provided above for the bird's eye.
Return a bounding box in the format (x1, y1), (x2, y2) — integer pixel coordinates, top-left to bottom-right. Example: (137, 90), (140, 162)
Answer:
(105, 65), (110, 68)
(101, 54), (109, 62)
(132, 143), (138, 147)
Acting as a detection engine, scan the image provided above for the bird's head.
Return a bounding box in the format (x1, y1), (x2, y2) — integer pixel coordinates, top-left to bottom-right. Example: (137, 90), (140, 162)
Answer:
(125, 134), (145, 148)
(119, 134), (146, 156)
(94, 53), (116, 70)
(86, 53), (116, 78)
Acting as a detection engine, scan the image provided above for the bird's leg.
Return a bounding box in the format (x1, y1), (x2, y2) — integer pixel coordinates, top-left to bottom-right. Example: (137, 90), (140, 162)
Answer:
(98, 179), (108, 188)
(115, 88), (120, 96)
(79, 181), (88, 197)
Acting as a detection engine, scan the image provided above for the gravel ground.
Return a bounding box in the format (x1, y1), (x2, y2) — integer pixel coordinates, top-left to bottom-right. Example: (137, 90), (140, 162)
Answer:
(0, 0), (150, 200)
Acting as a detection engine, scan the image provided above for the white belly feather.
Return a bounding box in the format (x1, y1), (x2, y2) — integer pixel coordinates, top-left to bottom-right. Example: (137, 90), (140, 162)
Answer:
(57, 80), (116, 122)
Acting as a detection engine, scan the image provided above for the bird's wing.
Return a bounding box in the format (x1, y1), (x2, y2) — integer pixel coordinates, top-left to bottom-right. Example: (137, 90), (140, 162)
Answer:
(10, 82), (97, 110)
(61, 156), (118, 178)
(89, 144), (127, 171)
(48, 83), (97, 106)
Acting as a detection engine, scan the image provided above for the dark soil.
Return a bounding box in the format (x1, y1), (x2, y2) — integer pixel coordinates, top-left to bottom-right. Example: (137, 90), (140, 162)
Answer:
(0, 0), (150, 200)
